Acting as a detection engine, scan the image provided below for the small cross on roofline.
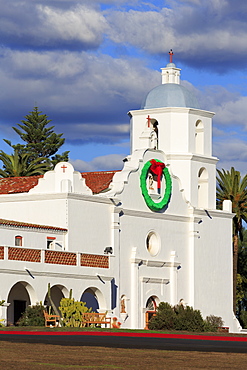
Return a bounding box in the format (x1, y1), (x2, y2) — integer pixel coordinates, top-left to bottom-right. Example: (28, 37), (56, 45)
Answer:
(61, 164), (67, 173)
(146, 115), (151, 128)
(169, 49), (174, 63)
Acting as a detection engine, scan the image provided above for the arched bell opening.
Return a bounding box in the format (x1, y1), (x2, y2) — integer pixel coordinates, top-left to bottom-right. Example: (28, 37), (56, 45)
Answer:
(198, 167), (209, 208)
(195, 120), (204, 155)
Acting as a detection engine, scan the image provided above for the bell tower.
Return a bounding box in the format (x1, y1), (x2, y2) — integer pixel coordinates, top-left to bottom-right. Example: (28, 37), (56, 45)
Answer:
(128, 51), (218, 210)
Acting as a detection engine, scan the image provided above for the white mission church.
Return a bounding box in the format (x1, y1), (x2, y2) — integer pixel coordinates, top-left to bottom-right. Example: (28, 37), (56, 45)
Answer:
(0, 55), (241, 332)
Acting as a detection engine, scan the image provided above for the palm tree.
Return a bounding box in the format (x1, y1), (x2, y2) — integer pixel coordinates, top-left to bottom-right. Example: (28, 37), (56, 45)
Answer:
(216, 167), (247, 313)
(0, 149), (51, 177)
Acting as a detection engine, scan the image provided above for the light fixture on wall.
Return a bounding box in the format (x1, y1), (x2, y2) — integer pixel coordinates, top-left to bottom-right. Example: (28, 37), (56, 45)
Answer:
(205, 210), (212, 219)
(25, 268), (35, 279)
(109, 198), (121, 206)
(177, 265), (182, 270)
(96, 274), (105, 284)
(104, 246), (113, 254)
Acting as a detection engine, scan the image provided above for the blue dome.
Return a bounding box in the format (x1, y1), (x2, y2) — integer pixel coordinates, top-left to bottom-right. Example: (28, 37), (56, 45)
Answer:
(141, 83), (200, 110)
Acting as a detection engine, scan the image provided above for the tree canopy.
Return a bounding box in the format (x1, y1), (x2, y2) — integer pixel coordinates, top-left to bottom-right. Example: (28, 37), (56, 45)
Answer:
(0, 150), (51, 177)
(0, 107), (69, 177)
(216, 167), (247, 313)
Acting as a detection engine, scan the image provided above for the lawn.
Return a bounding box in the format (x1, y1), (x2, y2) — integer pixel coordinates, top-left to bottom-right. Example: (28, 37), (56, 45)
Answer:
(1, 340), (247, 369)
(1, 325), (247, 337)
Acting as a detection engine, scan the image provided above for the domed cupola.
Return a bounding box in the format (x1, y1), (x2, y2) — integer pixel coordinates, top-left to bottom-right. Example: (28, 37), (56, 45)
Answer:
(141, 50), (200, 110)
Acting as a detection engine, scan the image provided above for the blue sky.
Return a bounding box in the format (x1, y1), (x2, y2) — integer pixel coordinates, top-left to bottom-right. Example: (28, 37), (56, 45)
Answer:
(0, 0), (247, 173)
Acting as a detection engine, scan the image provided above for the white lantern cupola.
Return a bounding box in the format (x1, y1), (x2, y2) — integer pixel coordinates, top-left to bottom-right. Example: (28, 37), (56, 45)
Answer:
(161, 49), (181, 84)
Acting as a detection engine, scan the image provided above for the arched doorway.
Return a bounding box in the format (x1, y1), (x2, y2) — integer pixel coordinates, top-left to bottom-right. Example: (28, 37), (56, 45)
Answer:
(44, 285), (68, 314)
(7, 281), (36, 325)
(80, 287), (105, 312)
(145, 296), (158, 329)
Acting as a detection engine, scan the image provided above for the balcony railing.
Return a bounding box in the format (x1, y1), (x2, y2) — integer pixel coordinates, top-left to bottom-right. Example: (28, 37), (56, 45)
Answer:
(0, 246), (109, 269)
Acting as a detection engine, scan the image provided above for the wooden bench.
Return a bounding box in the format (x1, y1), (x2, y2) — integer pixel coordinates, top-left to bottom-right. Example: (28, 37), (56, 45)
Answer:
(82, 312), (111, 328)
(43, 310), (60, 327)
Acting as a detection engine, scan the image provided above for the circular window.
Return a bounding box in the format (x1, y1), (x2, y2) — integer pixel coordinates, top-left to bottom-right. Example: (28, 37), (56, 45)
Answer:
(146, 232), (160, 256)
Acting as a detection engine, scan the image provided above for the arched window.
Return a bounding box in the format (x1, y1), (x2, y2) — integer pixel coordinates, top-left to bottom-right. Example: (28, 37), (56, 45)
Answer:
(166, 70), (169, 83)
(15, 235), (23, 247)
(195, 120), (204, 154)
(198, 167), (208, 208)
(146, 296), (157, 311)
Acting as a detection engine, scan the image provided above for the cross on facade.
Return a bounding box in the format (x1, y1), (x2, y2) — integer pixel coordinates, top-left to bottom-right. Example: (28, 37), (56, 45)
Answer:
(146, 115), (151, 128)
(61, 165), (67, 173)
(169, 49), (174, 63)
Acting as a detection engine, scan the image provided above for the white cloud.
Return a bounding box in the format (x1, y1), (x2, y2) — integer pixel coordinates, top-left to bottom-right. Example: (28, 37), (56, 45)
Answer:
(214, 96), (247, 130)
(38, 4), (108, 46)
(70, 153), (125, 172)
(107, 8), (174, 54)
(214, 138), (247, 174)
(214, 139), (247, 161)
(1, 0), (247, 70)
(212, 127), (228, 137)
(0, 49), (159, 143)
(0, 1), (107, 50)
(103, 0), (247, 70)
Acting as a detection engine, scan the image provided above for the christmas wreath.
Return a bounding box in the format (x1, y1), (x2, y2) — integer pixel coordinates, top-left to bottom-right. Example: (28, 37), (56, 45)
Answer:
(140, 159), (172, 211)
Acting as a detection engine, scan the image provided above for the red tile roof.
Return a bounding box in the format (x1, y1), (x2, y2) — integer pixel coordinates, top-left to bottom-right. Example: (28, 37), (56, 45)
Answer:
(0, 170), (118, 195)
(0, 218), (67, 232)
(81, 170), (119, 194)
(0, 176), (41, 194)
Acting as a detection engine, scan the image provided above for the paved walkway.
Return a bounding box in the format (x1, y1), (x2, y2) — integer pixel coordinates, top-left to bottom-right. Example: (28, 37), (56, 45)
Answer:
(1, 331), (247, 353)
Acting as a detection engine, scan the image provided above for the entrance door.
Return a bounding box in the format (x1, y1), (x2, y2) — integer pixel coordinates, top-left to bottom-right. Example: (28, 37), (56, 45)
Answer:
(145, 296), (157, 329)
(14, 300), (26, 324)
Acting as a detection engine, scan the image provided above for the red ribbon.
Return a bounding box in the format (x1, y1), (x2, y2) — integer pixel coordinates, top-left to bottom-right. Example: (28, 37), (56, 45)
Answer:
(150, 160), (165, 189)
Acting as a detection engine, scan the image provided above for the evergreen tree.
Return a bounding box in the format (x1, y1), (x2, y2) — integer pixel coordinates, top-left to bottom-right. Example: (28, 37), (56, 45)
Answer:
(4, 107), (69, 167)
(216, 168), (247, 313)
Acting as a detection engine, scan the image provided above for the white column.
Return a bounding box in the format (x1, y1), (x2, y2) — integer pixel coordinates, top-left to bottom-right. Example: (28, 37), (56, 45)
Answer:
(0, 303), (10, 326)
(130, 248), (138, 329)
(188, 215), (195, 306)
(169, 251), (177, 306)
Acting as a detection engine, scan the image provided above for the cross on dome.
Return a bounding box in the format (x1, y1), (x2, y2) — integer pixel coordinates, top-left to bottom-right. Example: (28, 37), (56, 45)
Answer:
(160, 49), (181, 85)
(169, 49), (174, 63)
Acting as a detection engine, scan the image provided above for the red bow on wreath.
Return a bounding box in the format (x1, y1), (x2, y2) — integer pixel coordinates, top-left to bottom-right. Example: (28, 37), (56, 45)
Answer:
(150, 160), (165, 190)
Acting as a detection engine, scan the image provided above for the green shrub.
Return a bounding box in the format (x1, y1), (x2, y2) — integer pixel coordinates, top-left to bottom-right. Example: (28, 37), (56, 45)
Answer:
(204, 315), (224, 332)
(174, 305), (205, 332)
(239, 310), (247, 329)
(59, 298), (92, 327)
(149, 302), (218, 332)
(149, 302), (176, 330)
(18, 302), (45, 326)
